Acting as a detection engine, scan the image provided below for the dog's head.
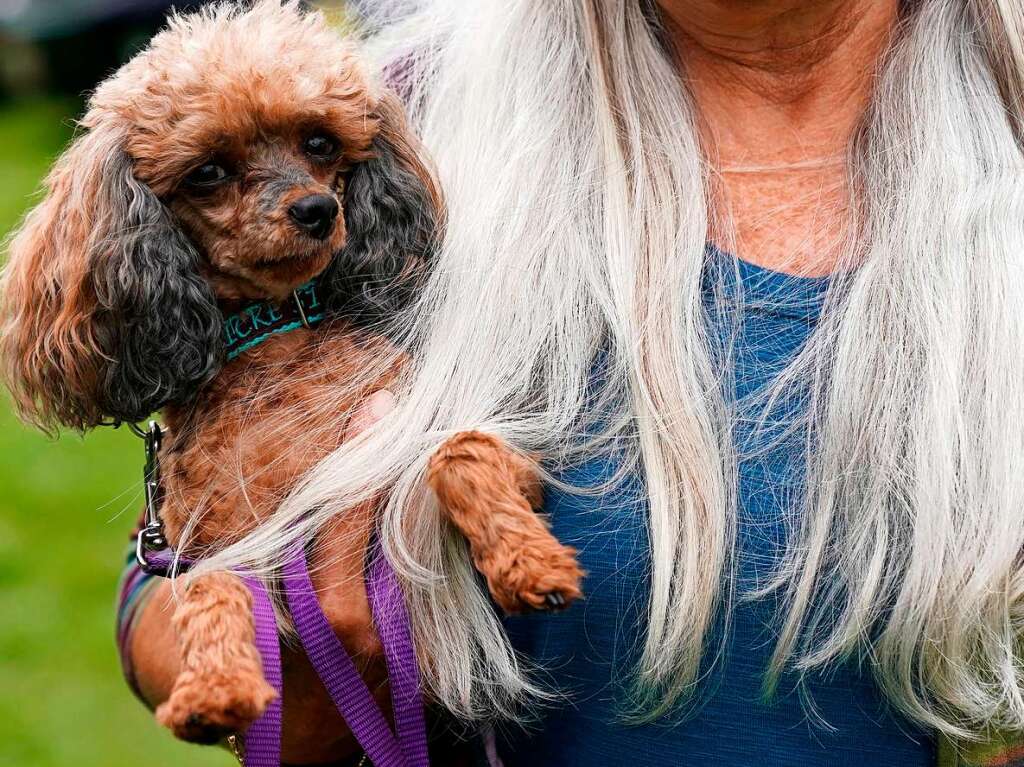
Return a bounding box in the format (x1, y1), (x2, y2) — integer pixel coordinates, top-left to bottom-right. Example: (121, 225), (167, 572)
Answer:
(0, 1), (439, 432)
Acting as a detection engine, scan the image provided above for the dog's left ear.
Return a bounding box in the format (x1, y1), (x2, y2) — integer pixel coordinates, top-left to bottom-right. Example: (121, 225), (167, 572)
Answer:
(0, 122), (223, 431)
(91, 149), (224, 423)
(322, 90), (441, 319)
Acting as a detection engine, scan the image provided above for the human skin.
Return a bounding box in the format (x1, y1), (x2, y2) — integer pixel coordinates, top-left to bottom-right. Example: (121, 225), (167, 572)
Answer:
(660, 0), (899, 275)
(127, 0), (901, 761)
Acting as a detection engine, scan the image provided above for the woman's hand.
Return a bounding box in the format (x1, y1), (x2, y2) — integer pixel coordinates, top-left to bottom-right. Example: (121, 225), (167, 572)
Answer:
(127, 390), (397, 764)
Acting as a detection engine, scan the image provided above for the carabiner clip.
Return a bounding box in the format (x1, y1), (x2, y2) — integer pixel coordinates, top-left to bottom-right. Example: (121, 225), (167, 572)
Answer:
(134, 420), (167, 569)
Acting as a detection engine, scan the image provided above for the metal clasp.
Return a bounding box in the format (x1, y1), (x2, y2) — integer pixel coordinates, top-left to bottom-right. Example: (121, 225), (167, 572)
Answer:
(132, 420), (167, 570)
(292, 289), (311, 329)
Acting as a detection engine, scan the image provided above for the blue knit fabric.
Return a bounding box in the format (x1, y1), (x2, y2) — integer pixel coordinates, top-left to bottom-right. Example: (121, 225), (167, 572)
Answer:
(499, 252), (935, 766)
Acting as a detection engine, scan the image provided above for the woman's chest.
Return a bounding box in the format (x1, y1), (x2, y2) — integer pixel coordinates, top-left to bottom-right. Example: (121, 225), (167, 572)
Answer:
(499, 282), (934, 765)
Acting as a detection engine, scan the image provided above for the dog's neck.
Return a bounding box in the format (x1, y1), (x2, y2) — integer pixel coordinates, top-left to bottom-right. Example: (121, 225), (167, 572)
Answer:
(220, 279), (329, 363)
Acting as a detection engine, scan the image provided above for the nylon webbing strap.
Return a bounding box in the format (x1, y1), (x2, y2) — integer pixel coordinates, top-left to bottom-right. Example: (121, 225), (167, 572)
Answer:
(137, 536), (428, 767)
(223, 280), (327, 361)
(283, 540), (428, 767)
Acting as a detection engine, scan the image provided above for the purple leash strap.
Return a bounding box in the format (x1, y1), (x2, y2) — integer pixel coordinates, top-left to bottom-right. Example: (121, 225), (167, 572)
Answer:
(142, 541), (428, 767)
(283, 541), (428, 767)
(367, 547), (430, 767)
(142, 550), (282, 767)
(136, 420), (426, 766)
(239, 574), (283, 767)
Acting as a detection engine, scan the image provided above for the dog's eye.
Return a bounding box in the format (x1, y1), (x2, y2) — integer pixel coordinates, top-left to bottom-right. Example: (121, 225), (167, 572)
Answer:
(303, 134), (338, 159)
(185, 162), (230, 187)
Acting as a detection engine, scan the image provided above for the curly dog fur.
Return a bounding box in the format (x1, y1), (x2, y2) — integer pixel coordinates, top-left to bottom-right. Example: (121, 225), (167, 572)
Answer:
(0, 0), (581, 746)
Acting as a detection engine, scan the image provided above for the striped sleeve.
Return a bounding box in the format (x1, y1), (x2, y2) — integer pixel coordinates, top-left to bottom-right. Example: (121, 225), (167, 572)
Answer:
(115, 533), (161, 704)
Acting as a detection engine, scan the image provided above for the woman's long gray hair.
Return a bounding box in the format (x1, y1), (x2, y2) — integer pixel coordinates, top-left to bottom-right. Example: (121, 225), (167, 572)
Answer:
(201, 0), (1024, 738)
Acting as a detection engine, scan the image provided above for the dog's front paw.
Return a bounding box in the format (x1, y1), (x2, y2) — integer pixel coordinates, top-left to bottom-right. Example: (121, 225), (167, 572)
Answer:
(477, 536), (584, 615)
(155, 669), (277, 744)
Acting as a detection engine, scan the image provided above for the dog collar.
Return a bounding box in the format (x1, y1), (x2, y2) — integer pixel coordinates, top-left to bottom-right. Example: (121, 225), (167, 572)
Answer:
(222, 280), (328, 361)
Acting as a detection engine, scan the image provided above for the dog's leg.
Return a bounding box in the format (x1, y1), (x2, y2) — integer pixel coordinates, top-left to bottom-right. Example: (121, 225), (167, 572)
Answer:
(510, 449), (544, 511)
(155, 571), (277, 744)
(427, 431), (583, 614)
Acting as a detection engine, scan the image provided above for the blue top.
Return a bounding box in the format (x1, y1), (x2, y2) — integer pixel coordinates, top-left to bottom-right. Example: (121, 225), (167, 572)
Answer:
(499, 252), (935, 766)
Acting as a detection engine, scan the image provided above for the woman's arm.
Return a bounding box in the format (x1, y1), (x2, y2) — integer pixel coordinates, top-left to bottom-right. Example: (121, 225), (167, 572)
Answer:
(118, 565), (176, 707)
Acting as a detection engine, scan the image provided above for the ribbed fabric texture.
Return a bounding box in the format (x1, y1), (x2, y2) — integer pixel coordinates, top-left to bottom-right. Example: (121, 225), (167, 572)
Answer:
(500, 250), (936, 766)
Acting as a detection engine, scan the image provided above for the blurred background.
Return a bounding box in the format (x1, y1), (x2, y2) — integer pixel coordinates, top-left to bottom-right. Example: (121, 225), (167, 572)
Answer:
(0, 1), (354, 765)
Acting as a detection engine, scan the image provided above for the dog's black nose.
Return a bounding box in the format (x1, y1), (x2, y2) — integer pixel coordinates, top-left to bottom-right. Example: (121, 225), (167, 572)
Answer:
(288, 194), (339, 241)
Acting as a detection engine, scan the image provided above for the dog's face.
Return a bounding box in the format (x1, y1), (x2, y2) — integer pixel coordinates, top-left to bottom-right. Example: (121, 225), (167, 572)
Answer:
(0, 1), (439, 430)
(163, 123), (352, 300)
(101, 0), (386, 301)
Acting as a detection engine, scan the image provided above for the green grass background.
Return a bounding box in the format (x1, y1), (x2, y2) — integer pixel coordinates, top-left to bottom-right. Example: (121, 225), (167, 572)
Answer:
(0, 99), (229, 766)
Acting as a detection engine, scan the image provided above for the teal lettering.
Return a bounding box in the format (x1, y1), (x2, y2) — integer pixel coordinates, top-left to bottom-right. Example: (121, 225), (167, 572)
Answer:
(296, 281), (319, 310)
(249, 304), (282, 330)
(224, 313), (252, 344)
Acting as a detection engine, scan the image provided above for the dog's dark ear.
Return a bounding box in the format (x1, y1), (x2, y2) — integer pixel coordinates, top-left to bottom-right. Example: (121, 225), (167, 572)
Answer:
(90, 151), (223, 424)
(322, 90), (441, 320)
(0, 124), (222, 431)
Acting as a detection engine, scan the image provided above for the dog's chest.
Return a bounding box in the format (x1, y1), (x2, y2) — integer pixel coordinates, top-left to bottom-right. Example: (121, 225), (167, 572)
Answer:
(156, 322), (400, 552)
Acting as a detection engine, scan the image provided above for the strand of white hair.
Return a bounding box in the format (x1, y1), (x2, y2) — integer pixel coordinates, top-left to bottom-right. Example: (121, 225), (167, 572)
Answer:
(196, 0), (1024, 737)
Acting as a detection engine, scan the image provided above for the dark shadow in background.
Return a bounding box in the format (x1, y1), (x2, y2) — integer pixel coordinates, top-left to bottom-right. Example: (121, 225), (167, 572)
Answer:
(0, 1), (212, 103)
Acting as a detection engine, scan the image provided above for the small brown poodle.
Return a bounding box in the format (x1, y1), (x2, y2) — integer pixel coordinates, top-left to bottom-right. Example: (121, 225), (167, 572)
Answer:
(0, 0), (582, 746)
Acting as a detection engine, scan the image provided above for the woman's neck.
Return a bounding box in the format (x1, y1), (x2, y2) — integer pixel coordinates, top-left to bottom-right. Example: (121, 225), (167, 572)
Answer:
(658, 0), (899, 275)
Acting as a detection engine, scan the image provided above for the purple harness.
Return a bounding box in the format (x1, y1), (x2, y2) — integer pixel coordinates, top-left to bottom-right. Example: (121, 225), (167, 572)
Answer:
(136, 421), (429, 767)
